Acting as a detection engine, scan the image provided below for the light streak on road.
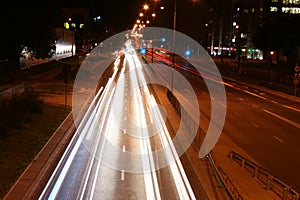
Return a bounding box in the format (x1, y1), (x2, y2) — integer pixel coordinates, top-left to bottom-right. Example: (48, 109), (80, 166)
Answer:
(40, 47), (196, 199)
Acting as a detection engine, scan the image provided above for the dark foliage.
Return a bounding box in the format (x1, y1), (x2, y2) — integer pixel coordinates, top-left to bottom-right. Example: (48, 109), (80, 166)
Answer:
(0, 89), (44, 136)
(0, 2), (61, 69)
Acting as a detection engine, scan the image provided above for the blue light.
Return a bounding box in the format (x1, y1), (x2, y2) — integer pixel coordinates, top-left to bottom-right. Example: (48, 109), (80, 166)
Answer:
(140, 48), (146, 55)
(162, 37), (166, 42)
(185, 49), (192, 57)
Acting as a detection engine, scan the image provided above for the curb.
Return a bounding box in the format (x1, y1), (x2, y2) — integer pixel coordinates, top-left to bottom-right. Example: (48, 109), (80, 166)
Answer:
(222, 75), (300, 103)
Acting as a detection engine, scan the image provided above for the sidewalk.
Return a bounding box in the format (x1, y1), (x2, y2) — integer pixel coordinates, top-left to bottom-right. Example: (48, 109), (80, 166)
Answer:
(214, 58), (300, 103)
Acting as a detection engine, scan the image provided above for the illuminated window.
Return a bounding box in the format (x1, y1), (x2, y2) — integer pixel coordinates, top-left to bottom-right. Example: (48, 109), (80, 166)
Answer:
(282, 7), (300, 14)
(244, 9), (249, 13)
(71, 23), (76, 28)
(283, 0), (300, 5)
(251, 8), (255, 13)
(80, 24), (84, 28)
(64, 22), (70, 29)
(272, 0), (278, 2)
(260, 7), (263, 12)
(270, 7), (278, 12)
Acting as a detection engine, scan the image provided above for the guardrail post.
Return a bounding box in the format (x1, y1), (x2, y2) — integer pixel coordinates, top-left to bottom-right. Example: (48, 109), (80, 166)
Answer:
(241, 159), (245, 168)
(292, 194), (298, 200)
(254, 166), (259, 178)
(266, 175), (273, 190)
(295, 192), (300, 200)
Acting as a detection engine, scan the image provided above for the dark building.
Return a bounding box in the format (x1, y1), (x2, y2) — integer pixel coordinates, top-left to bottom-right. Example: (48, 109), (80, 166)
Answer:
(59, 0), (105, 53)
(206, 0), (233, 56)
(60, 7), (90, 52)
(207, 0), (300, 61)
(231, 0), (267, 59)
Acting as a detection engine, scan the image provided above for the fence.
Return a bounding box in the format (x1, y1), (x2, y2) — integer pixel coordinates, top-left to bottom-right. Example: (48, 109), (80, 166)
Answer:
(228, 151), (300, 200)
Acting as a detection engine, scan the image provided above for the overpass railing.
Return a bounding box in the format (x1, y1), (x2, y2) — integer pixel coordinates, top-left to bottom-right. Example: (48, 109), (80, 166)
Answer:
(228, 151), (300, 200)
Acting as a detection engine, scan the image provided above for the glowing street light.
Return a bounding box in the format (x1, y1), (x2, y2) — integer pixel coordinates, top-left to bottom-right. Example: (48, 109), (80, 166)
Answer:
(143, 4), (149, 10)
(139, 12), (144, 17)
(152, 13), (156, 17)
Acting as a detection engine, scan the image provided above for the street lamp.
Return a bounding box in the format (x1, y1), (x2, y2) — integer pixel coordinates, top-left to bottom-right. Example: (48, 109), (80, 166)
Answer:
(143, 4), (149, 10)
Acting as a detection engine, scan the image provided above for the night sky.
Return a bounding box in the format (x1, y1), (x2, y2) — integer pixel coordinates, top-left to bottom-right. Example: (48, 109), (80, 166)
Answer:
(94, 0), (209, 39)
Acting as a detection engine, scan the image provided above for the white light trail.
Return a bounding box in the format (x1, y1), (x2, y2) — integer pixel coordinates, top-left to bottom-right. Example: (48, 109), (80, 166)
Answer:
(150, 95), (196, 200)
(128, 53), (161, 200)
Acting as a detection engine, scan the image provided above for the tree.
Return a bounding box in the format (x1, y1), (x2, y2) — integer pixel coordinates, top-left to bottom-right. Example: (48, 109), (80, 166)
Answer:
(0, 3), (61, 70)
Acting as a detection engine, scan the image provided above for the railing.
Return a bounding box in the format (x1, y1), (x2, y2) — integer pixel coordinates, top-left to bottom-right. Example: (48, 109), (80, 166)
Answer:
(166, 89), (242, 200)
(228, 151), (300, 200)
(217, 166), (244, 200)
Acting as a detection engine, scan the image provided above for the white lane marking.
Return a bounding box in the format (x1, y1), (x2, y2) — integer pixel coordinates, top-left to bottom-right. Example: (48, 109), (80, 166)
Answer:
(184, 88), (191, 93)
(234, 112), (241, 117)
(125, 99), (128, 103)
(283, 105), (300, 112)
(124, 107), (127, 110)
(271, 100), (278, 104)
(251, 122), (260, 128)
(123, 129), (127, 135)
(252, 104), (258, 108)
(126, 88), (128, 91)
(244, 90), (267, 100)
(124, 116), (127, 121)
(273, 136), (284, 143)
(121, 170), (125, 180)
(263, 109), (300, 129)
(123, 145), (126, 152)
(125, 93), (128, 96)
(238, 97), (244, 101)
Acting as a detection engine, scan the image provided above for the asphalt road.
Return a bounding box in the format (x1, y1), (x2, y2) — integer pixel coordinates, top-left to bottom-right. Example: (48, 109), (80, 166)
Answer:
(149, 52), (300, 191)
(39, 52), (202, 199)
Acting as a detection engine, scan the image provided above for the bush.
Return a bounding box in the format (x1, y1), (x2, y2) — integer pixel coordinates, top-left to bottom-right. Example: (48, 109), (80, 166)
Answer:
(0, 89), (44, 136)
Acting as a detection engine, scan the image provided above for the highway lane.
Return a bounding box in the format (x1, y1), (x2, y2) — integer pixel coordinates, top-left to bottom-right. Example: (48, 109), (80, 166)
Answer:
(39, 51), (197, 199)
(146, 51), (300, 191)
(194, 71), (300, 191)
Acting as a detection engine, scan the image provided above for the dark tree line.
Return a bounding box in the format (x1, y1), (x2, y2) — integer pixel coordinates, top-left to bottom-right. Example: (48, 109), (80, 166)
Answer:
(0, 2), (61, 70)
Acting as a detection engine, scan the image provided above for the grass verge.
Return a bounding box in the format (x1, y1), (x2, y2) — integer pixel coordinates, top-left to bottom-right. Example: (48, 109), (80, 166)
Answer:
(0, 99), (70, 198)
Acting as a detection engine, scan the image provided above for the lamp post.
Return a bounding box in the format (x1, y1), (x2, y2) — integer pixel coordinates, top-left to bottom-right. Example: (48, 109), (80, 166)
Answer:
(172, 0), (177, 49)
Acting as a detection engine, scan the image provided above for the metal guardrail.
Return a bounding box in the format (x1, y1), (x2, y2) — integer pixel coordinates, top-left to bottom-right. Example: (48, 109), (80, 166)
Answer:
(228, 151), (300, 200)
(206, 153), (239, 200)
(217, 166), (244, 200)
(166, 89), (241, 200)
